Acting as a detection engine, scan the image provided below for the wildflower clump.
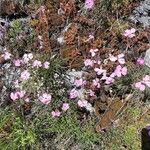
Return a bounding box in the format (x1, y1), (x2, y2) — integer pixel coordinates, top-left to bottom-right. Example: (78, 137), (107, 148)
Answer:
(1, 50), (69, 117)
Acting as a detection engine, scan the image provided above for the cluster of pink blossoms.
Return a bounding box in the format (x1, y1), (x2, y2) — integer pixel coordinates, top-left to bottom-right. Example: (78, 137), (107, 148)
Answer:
(84, 50), (127, 86)
(135, 75), (150, 91)
(10, 90), (26, 101)
(69, 48), (128, 110)
(3, 52), (51, 104)
(123, 28), (136, 38)
(69, 78), (90, 108)
(3, 50), (70, 118)
(51, 103), (69, 117)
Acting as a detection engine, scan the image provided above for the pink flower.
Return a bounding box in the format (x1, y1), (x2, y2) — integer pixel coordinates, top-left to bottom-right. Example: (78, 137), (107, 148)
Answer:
(88, 90), (95, 97)
(109, 54), (117, 62)
(78, 100), (88, 107)
(74, 79), (85, 87)
(118, 53), (125, 64)
(14, 80), (19, 88)
(20, 70), (30, 81)
(51, 110), (61, 117)
(100, 72), (108, 80)
(142, 75), (150, 87)
(28, 53), (33, 59)
(69, 89), (78, 99)
(121, 66), (127, 76)
(39, 93), (51, 104)
(114, 65), (127, 77)
(16, 90), (26, 98)
(85, 0), (94, 9)
(14, 59), (21, 67)
(94, 68), (106, 75)
(97, 60), (101, 64)
(143, 75), (150, 82)
(33, 60), (42, 68)
(123, 28), (136, 38)
(105, 77), (114, 85)
(137, 58), (145, 65)
(84, 59), (94, 67)
(144, 81), (150, 87)
(109, 53), (125, 64)
(23, 53), (33, 64)
(10, 92), (18, 101)
(135, 82), (145, 91)
(89, 49), (98, 57)
(110, 72), (116, 78)
(2, 52), (11, 60)
(62, 103), (69, 111)
(43, 61), (50, 69)
(92, 78), (100, 88)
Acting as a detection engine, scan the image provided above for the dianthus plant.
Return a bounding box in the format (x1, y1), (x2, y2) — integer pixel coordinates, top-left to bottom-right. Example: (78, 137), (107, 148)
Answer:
(2, 50), (69, 117)
(69, 49), (128, 112)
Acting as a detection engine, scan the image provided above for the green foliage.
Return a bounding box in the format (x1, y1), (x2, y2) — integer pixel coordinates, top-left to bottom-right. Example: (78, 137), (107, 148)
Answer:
(123, 126), (140, 150)
(0, 103), (149, 150)
(7, 19), (36, 56)
(0, 108), (37, 150)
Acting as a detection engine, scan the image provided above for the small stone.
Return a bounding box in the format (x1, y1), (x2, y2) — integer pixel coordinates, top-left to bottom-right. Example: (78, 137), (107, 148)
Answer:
(144, 48), (150, 67)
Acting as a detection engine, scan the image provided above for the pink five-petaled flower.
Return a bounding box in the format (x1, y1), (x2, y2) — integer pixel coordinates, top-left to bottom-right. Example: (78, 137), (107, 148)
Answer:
(109, 54), (117, 62)
(32, 60), (42, 68)
(94, 67), (106, 75)
(14, 59), (22, 67)
(2, 52), (11, 60)
(20, 70), (30, 81)
(51, 110), (61, 118)
(84, 59), (94, 67)
(10, 91), (25, 101)
(23, 53), (33, 64)
(62, 103), (69, 111)
(105, 77), (115, 85)
(16, 90), (26, 98)
(135, 82), (145, 91)
(123, 28), (136, 38)
(142, 75), (150, 87)
(43, 61), (50, 69)
(69, 88), (78, 99)
(14, 80), (19, 88)
(10, 92), (19, 101)
(137, 58), (145, 65)
(74, 78), (85, 87)
(89, 49), (98, 57)
(109, 53), (125, 64)
(39, 93), (52, 104)
(92, 78), (100, 88)
(88, 90), (95, 97)
(85, 0), (94, 9)
(114, 65), (127, 77)
(117, 53), (125, 64)
(143, 75), (150, 82)
(78, 100), (88, 107)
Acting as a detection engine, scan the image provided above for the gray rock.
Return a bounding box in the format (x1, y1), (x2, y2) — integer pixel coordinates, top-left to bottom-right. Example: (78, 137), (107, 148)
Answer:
(144, 48), (150, 67)
(130, 0), (150, 27)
